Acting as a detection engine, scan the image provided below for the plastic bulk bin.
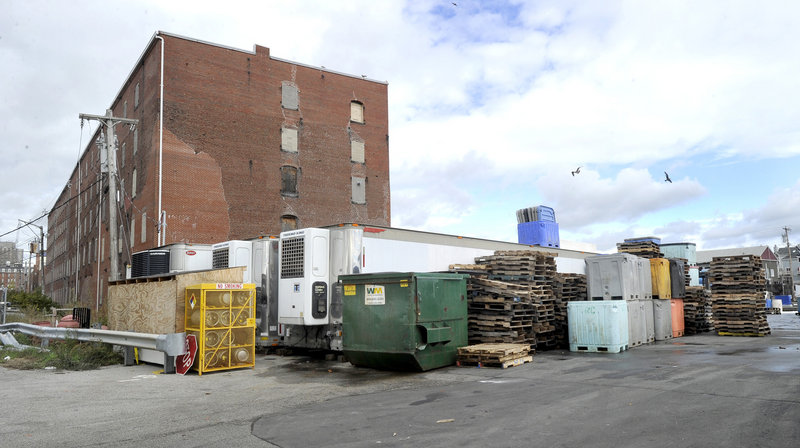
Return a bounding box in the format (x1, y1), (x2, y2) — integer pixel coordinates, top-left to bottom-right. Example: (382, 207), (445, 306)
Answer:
(653, 299), (673, 341)
(568, 301), (629, 353)
(642, 300), (655, 343)
(586, 253), (639, 301)
(775, 295), (792, 306)
(765, 298), (772, 308)
(627, 301), (645, 347)
(669, 259), (686, 299)
(670, 298), (685, 337)
(650, 258), (672, 300)
(340, 272), (468, 371)
(517, 221), (560, 247)
(637, 258), (653, 300)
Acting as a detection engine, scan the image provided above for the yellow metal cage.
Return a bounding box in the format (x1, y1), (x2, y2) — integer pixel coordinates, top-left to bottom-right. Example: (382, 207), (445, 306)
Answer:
(185, 283), (256, 375)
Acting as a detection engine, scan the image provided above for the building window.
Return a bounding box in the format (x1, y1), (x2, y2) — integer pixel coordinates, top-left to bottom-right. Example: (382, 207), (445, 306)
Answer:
(281, 81), (298, 110)
(134, 83), (140, 108)
(141, 213), (147, 243)
(121, 142), (126, 168)
(350, 101), (364, 124)
(130, 218), (135, 248)
(281, 215), (298, 232)
(133, 129), (138, 154)
(131, 168), (137, 198)
(351, 176), (366, 204)
(351, 140), (365, 163)
(281, 127), (298, 153)
(280, 166), (298, 196)
(123, 100), (128, 118)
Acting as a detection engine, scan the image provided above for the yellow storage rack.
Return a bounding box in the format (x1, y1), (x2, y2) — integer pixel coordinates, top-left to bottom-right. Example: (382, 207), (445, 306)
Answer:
(650, 258), (672, 300)
(184, 283), (256, 375)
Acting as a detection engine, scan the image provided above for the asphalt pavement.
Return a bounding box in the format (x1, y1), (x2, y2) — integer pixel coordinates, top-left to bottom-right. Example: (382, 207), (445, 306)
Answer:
(1, 314), (799, 447)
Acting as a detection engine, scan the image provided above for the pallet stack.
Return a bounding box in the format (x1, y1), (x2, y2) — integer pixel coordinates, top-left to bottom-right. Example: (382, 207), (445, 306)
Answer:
(683, 286), (714, 335)
(475, 250), (558, 350)
(553, 273), (588, 348)
(710, 255), (770, 336)
(466, 277), (538, 346)
(456, 343), (533, 369)
(617, 241), (663, 259)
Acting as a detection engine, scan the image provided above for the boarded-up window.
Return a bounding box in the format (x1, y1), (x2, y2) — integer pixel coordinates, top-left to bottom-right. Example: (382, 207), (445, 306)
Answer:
(130, 218), (135, 248)
(134, 83), (140, 108)
(281, 215), (298, 232)
(351, 140), (365, 163)
(350, 101), (364, 123)
(281, 166), (298, 196)
(123, 101), (128, 118)
(121, 143), (126, 167)
(351, 176), (366, 204)
(281, 127), (298, 153)
(282, 81), (299, 110)
(133, 129), (138, 154)
(141, 212), (147, 243)
(131, 168), (137, 198)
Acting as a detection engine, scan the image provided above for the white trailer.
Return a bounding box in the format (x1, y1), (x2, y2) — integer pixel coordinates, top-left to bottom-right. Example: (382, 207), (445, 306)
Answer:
(267, 224), (595, 351)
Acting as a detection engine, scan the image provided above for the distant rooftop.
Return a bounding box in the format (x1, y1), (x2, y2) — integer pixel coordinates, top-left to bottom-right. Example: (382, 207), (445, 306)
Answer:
(696, 246), (776, 263)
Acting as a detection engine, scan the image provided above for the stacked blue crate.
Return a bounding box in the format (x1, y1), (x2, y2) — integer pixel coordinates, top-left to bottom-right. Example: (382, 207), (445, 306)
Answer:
(516, 205), (560, 247)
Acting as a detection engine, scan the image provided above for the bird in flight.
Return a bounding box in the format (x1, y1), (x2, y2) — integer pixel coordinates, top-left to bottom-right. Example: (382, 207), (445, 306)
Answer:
(664, 171), (672, 183)
(452, 2), (458, 5)
(571, 166), (581, 176)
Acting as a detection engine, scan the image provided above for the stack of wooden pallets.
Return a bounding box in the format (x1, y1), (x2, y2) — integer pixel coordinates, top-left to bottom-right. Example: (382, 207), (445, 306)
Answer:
(553, 273), (587, 348)
(616, 241), (663, 259)
(683, 286), (714, 335)
(466, 277), (538, 347)
(474, 250), (558, 350)
(710, 255), (770, 336)
(456, 343), (533, 369)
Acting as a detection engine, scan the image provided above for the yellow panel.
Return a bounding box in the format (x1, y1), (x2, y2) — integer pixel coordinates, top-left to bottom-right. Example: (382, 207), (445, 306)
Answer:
(650, 258), (672, 300)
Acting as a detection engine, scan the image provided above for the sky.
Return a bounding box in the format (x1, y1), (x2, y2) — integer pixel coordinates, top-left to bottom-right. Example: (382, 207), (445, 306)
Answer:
(1, 0), (799, 255)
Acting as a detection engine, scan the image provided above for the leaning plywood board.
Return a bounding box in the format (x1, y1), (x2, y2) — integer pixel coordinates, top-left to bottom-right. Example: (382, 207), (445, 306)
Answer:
(107, 267), (246, 334)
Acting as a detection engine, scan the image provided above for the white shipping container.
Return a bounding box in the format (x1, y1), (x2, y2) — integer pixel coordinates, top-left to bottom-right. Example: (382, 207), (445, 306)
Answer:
(568, 301), (629, 353)
(586, 253), (640, 301)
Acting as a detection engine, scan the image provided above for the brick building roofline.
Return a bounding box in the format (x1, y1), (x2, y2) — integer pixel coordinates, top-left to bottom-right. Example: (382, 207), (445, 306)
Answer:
(108, 30), (387, 109)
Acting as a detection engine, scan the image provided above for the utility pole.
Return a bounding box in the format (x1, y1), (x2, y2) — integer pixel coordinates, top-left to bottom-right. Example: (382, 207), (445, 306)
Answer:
(783, 226), (795, 301)
(79, 110), (138, 281)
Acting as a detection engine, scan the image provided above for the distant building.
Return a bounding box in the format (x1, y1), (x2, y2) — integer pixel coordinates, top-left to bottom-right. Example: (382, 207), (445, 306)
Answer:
(775, 245), (800, 295)
(46, 32), (390, 307)
(696, 246), (779, 288)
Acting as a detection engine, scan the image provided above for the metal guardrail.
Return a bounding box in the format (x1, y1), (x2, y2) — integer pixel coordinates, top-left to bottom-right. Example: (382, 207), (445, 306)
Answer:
(0, 323), (186, 357)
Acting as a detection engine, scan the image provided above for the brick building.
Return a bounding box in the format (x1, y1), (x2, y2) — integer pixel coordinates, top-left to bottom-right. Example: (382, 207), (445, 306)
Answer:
(46, 32), (390, 307)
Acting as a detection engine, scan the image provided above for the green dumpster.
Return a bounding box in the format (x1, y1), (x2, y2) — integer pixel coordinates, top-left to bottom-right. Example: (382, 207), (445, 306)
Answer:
(340, 272), (468, 371)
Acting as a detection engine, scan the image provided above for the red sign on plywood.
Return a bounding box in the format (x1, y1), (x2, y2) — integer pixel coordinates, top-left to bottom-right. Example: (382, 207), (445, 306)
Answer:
(176, 334), (197, 375)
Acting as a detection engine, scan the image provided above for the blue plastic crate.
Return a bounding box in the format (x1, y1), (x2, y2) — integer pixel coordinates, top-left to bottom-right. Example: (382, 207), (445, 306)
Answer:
(517, 221), (560, 247)
(775, 295), (792, 306)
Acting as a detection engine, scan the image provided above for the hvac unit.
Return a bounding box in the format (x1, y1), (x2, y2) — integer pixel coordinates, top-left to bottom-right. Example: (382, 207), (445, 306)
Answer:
(278, 228), (330, 326)
(211, 240), (253, 283)
(168, 243), (213, 273)
(131, 250), (170, 278)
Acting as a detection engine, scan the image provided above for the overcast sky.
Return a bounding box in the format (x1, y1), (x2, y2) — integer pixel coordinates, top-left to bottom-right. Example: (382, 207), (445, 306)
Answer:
(1, 0), (799, 254)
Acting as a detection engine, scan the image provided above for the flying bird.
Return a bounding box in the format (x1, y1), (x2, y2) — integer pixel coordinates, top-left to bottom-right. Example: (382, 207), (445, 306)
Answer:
(664, 171), (672, 183)
(571, 166), (581, 176)
(452, 2), (458, 6)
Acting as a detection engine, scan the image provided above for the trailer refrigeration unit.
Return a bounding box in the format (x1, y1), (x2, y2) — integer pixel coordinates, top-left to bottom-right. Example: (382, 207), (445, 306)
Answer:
(268, 224), (594, 351)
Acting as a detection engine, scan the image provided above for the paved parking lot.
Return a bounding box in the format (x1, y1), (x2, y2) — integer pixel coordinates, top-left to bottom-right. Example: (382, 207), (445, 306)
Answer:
(2, 314), (799, 447)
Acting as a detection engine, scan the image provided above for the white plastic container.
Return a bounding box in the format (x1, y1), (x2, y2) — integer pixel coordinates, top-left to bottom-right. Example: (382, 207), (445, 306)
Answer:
(627, 301), (645, 347)
(642, 299), (655, 343)
(653, 299), (673, 341)
(568, 300), (629, 353)
(586, 253), (640, 301)
(637, 258), (653, 300)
